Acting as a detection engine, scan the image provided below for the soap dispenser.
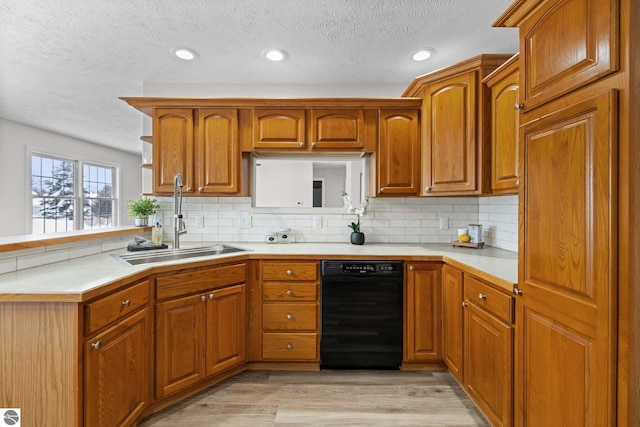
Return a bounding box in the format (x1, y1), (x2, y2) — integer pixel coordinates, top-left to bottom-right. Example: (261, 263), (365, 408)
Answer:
(152, 223), (163, 246)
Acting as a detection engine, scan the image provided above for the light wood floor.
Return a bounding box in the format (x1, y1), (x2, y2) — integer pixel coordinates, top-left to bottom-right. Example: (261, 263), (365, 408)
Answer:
(138, 370), (489, 426)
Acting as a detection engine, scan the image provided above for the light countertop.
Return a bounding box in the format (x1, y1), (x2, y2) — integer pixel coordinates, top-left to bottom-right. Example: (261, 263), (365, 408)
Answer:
(0, 242), (517, 302)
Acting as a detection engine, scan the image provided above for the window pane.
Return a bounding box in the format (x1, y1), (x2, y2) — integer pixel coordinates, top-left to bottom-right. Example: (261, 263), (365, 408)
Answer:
(82, 163), (115, 230)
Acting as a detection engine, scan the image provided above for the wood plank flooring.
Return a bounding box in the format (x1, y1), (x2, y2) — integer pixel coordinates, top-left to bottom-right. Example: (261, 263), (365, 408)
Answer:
(138, 370), (489, 426)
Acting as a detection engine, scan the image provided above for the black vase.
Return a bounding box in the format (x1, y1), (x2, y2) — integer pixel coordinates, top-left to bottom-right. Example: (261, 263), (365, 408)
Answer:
(350, 232), (365, 245)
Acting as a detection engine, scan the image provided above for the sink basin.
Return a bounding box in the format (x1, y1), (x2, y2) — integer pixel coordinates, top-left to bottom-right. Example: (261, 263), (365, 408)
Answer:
(113, 244), (249, 266)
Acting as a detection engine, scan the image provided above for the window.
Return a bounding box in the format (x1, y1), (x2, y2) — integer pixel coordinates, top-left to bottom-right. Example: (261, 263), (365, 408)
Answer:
(30, 152), (117, 234)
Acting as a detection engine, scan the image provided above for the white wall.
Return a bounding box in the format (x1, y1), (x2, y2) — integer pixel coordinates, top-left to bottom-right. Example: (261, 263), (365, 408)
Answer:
(0, 119), (143, 237)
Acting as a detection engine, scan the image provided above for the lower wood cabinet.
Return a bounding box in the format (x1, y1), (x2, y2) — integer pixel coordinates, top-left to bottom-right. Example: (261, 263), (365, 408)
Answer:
(154, 263), (247, 399)
(403, 262), (442, 364)
(83, 280), (151, 427)
(442, 264), (464, 381)
(464, 276), (514, 427)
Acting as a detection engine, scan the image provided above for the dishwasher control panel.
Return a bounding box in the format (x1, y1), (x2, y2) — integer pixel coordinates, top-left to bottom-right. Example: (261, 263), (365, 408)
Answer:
(321, 260), (402, 276)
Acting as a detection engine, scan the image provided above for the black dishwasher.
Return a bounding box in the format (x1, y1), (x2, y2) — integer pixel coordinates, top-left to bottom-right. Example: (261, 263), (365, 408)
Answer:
(320, 260), (403, 369)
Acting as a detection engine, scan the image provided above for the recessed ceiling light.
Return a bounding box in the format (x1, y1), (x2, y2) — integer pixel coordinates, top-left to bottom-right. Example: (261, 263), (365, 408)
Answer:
(262, 48), (288, 62)
(411, 48), (436, 61)
(171, 47), (199, 61)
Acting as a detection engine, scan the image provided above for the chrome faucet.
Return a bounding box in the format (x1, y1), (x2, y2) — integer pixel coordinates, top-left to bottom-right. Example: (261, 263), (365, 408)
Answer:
(173, 173), (187, 249)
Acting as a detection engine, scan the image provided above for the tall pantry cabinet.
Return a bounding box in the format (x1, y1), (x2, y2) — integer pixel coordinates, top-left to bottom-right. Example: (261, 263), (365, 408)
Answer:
(495, 0), (639, 425)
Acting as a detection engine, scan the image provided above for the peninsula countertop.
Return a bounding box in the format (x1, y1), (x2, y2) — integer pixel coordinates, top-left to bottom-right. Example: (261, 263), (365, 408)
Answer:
(0, 242), (518, 302)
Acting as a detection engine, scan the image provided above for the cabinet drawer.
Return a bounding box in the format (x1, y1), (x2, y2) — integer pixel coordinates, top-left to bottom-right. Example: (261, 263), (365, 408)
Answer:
(262, 333), (317, 360)
(261, 262), (318, 281)
(156, 263), (246, 300)
(262, 303), (317, 330)
(263, 283), (317, 301)
(464, 276), (514, 323)
(85, 280), (149, 335)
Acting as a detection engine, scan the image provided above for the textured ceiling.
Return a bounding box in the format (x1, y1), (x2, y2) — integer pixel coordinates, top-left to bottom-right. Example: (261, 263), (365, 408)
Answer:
(0, 0), (518, 155)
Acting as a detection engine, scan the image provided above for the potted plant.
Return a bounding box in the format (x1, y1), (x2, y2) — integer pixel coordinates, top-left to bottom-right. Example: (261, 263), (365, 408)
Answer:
(126, 197), (160, 227)
(342, 191), (369, 245)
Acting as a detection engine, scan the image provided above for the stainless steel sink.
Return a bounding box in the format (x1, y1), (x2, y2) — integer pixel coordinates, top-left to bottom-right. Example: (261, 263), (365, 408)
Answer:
(112, 244), (249, 266)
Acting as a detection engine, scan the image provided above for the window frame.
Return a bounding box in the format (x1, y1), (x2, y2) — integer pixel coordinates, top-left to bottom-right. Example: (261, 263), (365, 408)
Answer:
(27, 147), (121, 235)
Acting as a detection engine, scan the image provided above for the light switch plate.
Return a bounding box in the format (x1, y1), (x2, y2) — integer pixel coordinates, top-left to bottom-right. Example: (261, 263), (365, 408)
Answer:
(196, 215), (204, 228)
(313, 215), (322, 229)
(239, 215), (251, 228)
(439, 217), (449, 230)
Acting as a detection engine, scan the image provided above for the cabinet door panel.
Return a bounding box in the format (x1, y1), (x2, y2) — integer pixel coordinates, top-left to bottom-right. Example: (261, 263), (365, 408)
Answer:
(155, 294), (205, 398)
(253, 109), (306, 149)
(517, 90), (617, 426)
(404, 263), (441, 361)
(311, 109), (365, 149)
(153, 108), (194, 194)
(197, 109), (240, 194)
(84, 309), (149, 427)
(206, 284), (247, 376)
(377, 109), (420, 196)
(423, 72), (477, 194)
(465, 304), (512, 427)
(520, 0), (618, 109)
(442, 265), (464, 382)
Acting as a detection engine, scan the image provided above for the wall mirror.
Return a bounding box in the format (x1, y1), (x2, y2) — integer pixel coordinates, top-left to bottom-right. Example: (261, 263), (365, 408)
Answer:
(251, 154), (369, 211)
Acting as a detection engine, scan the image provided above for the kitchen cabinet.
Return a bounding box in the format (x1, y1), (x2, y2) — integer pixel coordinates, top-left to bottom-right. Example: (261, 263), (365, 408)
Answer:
(83, 279), (151, 427)
(463, 275), (514, 427)
(404, 54), (512, 196)
(151, 108), (242, 196)
(154, 263), (247, 399)
(403, 262), (441, 365)
(442, 264), (464, 382)
(484, 54), (520, 194)
(495, 0), (621, 424)
(253, 261), (320, 363)
(252, 108), (371, 151)
(376, 109), (421, 196)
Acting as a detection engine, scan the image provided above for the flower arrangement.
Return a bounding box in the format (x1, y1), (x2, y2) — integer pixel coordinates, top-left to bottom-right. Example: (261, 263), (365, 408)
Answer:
(341, 191), (370, 233)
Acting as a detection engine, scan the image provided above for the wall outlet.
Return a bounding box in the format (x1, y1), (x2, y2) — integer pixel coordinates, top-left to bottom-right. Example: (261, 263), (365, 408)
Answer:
(239, 215), (252, 229)
(195, 215), (204, 228)
(313, 215), (322, 229)
(439, 217), (449, 230)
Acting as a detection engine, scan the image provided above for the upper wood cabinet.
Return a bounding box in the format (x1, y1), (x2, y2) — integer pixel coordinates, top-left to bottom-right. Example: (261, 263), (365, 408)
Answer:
(495, 0), (618, 110)
(252, 108), (370, 151)
(375, 109), (421, 196)
(404, 54), (513, 196)
(483, 54), (520, 194)
(152, 108), (242, 196)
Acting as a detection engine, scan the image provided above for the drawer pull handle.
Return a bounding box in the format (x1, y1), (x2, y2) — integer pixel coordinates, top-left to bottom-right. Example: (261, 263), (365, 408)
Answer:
(287, 314), (293, 320)
(286, 290), (293, 296)
(478, 293), (486, 300)
(122, 300), (131, 307)
(286, 270), (292, 276)
(286, 344), (293, 350)
(91, 341), (102, 350)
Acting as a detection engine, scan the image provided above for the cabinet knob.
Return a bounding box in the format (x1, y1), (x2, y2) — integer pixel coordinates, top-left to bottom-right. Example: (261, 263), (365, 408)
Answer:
(286, 290), (293, 296)
(286, 343), (293, 350)
(186, 187), (192, 192)
(516, 180), (521, 187)
(380, 188), (385, 193)
(198, 186), (204, 192)
(461, 301), (468, 308)
(478, 293), (486, 300)
(312, 141), (317, 147)
(91, 341), (102, 350)
(515, 103), (524, 110)
(200, 295), (206, 302)
(286, 270), (292, 276)
(287, 314), (293, 320)
(513, 288), (523, 296)
(424, 186), (431, 193)
(122, 299), (131, 307)
(209, 293), (214, 299)
(299, 142), (305, 147)
(409, 265), (414, 271)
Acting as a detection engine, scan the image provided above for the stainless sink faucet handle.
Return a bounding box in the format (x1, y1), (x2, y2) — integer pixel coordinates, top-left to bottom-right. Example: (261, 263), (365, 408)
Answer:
(173, 173), (187, 249)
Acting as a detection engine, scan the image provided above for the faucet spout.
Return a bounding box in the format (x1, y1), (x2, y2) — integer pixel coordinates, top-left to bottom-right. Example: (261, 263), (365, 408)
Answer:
(173, 173), (186, 249)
